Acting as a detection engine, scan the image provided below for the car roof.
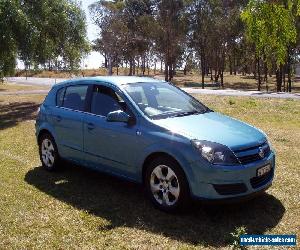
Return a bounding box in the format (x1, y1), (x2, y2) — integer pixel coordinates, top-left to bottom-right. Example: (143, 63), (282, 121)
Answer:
(55, 76), (164, 88)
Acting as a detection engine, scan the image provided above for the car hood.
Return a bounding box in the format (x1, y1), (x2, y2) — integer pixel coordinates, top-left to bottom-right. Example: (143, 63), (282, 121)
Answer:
(153, 112), (266, 151)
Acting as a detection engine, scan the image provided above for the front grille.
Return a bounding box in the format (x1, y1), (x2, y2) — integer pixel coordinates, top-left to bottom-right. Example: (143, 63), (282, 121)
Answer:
(213, 183), (247, 195)
(238, 154), (262, 164)
(235, 142), (271, 165)
(250, 168), (273, 189)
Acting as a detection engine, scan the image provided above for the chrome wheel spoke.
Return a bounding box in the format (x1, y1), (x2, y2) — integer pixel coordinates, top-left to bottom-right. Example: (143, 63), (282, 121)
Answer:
(48, 153), (54, 164)
(169, 185), (179, 199)
(162, 191), (169, 205)
(42, 154), (48, 163)
(41, 148), (47, 155)
(150, 183), (161, 193)
(48, 143), (54, 152)
(152, 166), (164, 180)
(165, 168), (175, 182)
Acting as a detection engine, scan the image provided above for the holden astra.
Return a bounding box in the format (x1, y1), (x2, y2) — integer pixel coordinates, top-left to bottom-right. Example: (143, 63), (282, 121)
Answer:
(35, 76), (275, 211)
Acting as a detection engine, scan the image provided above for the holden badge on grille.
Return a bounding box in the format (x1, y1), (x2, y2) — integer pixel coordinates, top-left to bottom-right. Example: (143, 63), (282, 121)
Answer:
(258, 147), (265, 158)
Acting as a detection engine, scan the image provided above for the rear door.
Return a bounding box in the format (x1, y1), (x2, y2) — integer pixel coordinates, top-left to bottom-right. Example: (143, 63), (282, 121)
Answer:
(53, 84), (89, 163)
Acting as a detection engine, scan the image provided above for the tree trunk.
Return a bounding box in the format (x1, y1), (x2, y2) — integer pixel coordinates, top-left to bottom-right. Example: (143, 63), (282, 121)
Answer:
(142, 55), (146, 75)
(276, 65), (283, 92)
(147, 59), (150, 75)
(283, 65), (286, 92)
(133, 59), (136, 75)
(104, 53), (108, 68)
(168, 63), (173, 81)
(164, 62), (168, 81)
(220, 70), (224, 88)
(264, 61), (268, 92)
(201, 54), (205, 89)
(108, 56), (113, 76)
(129, 62), (132, 76)
(25, 64), (28, 80)
(229, 55), (233, 75)
(257, 56), (261, 91)
(287, 48), (292, 92)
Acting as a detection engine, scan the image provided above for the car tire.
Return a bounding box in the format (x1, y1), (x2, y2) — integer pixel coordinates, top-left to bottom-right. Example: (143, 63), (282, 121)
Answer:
(145, 156), (190, 212)
(38, 133), (60, 171)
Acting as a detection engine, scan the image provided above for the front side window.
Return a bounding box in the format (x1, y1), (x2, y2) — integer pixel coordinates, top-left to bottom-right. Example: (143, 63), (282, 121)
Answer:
(63, 85), (88, 111)
(90, 85), (124, 117)
(124, 82), (209, 119)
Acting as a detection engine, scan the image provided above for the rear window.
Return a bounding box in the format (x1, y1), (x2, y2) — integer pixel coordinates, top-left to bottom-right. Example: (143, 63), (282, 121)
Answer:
(62, 85), (88, 111)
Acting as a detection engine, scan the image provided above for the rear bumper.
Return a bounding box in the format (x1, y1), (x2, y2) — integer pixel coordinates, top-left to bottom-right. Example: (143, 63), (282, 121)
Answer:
(189, 151), (275, 200)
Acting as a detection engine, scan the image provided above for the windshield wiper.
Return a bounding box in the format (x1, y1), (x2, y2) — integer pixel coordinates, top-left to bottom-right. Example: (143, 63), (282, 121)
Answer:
(171, 111), (201, 117)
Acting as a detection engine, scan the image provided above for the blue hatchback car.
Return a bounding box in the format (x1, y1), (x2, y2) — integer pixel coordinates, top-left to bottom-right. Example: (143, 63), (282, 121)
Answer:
(36, 76), (275, 211)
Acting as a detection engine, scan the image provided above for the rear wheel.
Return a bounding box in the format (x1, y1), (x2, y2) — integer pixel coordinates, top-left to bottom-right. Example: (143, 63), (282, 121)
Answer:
(145, 156), (190, 212)
(39, 133), (60, 171)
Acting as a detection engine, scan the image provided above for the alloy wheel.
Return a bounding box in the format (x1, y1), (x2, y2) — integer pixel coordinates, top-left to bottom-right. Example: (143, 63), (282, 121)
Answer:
(41, 138), (55, 168)
(150, 165), (180, 206)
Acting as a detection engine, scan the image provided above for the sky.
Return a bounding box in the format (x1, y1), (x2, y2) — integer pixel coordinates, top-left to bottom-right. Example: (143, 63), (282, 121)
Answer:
(81, 0), (104, 69)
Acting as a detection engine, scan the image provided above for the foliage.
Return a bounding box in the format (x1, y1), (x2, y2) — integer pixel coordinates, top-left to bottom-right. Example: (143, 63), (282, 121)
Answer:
(241, 0), (298, 67)
(0, 0), (90, 79)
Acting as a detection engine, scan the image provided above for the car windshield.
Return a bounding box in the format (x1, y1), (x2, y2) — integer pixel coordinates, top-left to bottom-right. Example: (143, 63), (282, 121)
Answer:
(124, 82), (210, 119)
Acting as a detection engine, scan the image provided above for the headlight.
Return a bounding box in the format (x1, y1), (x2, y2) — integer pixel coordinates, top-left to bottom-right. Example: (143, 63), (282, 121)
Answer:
(191, 140), (240, 165)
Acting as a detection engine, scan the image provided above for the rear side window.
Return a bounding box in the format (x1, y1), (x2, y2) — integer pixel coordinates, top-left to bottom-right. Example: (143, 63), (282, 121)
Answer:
(56, 87), (65, 107)
(63, 85), (88, 111)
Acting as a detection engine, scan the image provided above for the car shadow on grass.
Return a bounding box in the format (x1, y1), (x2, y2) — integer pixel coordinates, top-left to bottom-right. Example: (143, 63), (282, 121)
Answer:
(25, 164), (285, 247)
(0, 102), (40, 129)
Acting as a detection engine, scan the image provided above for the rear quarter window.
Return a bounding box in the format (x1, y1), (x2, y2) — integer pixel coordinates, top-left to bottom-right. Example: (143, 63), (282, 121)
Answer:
(56, 87), (65, 107)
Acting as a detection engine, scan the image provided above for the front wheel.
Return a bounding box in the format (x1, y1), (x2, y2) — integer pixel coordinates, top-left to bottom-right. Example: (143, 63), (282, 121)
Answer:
(145, 157), (190, 212)
(39, 133), (60, 171)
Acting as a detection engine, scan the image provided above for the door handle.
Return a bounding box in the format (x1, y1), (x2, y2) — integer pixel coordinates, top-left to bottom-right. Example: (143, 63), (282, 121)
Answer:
(87, 122), (95, 130)
(56, 115), (62, 122)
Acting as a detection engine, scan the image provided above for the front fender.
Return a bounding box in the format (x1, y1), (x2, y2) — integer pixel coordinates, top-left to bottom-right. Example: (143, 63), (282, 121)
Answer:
(136, 141), (197, 190)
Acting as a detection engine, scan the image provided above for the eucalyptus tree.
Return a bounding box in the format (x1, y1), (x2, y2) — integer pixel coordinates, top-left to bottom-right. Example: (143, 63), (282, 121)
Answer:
(0, 0), (23, 79)
(154, 0), (188, 81)
(90, 0), (155, 75)
(242, 0), (300, 91)
(0, 0), (89, 79)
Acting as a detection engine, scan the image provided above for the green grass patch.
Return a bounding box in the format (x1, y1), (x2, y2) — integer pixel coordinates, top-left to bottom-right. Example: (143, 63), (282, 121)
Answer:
(0, 94), (299, 249)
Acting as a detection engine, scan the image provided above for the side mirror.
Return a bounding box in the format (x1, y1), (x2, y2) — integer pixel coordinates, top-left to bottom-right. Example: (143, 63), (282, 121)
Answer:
(106, 110), (130, 123)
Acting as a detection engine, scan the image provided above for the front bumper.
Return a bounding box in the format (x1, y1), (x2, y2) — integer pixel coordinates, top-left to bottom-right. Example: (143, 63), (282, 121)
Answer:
(189, 151), (275, 200)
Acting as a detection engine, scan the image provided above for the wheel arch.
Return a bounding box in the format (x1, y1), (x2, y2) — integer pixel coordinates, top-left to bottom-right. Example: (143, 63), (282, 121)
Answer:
(141, 151), (192, 193)
(37, 128), (55, 144)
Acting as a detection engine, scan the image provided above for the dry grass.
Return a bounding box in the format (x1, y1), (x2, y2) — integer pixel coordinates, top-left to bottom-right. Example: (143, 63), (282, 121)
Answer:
(0, 94), (299, 249)
(168, 72), (300, 93)
(0, 82), (49, 92)
(15, 68), (158, 79)
(15, 69), (300, 93)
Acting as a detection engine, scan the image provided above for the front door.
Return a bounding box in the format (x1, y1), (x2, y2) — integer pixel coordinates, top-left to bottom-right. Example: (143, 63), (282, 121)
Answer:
(83, 84), (140, 179)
